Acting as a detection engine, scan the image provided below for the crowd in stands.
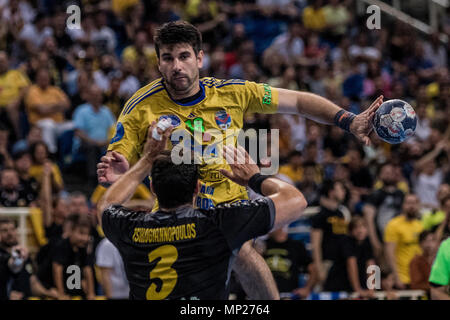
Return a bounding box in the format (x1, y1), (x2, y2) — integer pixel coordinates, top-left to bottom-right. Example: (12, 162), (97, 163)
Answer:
(0, 0), (449, 300)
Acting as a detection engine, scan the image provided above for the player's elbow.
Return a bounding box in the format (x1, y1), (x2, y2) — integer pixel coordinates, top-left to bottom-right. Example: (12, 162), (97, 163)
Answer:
(283, 188), (308, 222)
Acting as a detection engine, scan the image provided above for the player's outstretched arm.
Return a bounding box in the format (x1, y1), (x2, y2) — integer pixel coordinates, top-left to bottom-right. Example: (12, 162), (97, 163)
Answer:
(276, 88), (383, 145)
(97, 121), (173, 222)
(220, 145), (307, 230)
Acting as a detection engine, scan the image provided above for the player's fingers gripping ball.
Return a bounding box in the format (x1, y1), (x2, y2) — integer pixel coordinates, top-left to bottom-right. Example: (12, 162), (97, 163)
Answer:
(372, 99), (418, 144)
(152, 118), (172, 141)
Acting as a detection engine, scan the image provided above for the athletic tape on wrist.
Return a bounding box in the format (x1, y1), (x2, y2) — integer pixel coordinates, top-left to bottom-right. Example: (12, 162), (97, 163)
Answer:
(334, 110), (356, 132)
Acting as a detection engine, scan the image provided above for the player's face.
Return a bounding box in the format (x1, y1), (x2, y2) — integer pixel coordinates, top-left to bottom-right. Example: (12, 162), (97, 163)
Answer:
(158, 43), (203, 97)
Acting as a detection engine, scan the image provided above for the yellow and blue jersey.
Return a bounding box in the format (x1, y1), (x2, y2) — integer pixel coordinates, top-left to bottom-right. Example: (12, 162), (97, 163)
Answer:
(108, 77), (279, 209)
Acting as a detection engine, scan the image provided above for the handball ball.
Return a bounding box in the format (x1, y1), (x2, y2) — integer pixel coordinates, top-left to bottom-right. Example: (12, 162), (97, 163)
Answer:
(372, 99), (418, 144)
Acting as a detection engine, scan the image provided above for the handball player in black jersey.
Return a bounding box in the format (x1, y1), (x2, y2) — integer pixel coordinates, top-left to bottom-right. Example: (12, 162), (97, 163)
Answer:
(97, 122), (307, 300)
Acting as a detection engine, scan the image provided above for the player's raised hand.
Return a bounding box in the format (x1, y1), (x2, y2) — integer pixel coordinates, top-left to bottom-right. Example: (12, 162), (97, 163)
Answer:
(219, 145), (260, 186)
(143, 120), (173, 159)
(97, 151), (130, 185)
(350, 95), (384, 146)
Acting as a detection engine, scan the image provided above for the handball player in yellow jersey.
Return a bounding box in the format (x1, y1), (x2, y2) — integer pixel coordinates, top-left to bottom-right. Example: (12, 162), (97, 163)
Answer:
(97, 21), (383, 299)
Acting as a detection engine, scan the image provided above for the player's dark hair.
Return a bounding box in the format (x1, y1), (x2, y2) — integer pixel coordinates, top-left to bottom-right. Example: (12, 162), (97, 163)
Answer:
(151, 151), (199, 209)
(154, 21), (202, 58)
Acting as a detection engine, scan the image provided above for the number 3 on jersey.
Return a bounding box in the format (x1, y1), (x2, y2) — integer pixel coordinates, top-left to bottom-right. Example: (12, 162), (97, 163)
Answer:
(146, 245), (178, 300)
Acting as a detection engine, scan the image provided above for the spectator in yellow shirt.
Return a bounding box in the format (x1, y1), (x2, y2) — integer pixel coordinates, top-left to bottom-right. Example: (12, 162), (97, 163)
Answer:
(121, 30), (157, 70)
(0, 51), (30, 141)
(302, 0), (327, 32)
(384, 194), (424, 289)
(24, 68), (72, 153)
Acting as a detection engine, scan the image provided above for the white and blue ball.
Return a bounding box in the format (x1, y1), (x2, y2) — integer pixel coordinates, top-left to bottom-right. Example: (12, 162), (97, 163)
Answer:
(372, 99), (417, 144)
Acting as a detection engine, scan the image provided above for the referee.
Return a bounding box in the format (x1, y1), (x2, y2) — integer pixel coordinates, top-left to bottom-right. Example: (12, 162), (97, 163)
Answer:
(97, 122), (307, 300)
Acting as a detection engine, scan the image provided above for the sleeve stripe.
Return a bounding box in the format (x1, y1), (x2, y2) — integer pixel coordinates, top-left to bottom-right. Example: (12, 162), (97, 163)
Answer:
(125, 87), (164, 115)
(122, 80), (162, 115)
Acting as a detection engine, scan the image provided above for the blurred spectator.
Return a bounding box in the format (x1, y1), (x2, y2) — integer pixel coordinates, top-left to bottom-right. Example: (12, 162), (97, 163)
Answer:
(384, 194), (423, 289)
(117, 60), (140, 98)
(345, 147), (373, 194)
(323, 217), (375, 298)
(263, 227), (317, 299)
(311, 179), (350, 284)
(0, 168), (35, 207)
(362, 163), (405, 258)
(297, 161), (321, 205)
(91, 10), (117, 55)
(409, 230), (438, 292)
(0, 51), (30, 140)
(29, 141), (64, 192)
(24, 68), (72, 153)
(104, 76), (127, 118)
(121, 29), (157, 70)
(413, 140), (447, 209)
(278, 150), (303, 185)
(73, 85), (115, 189)
(435, 195), (450, 242)
(429, 238), (450, 300)
(12, 125), (42, 155)
(19, 13), (53, 54)
(0, 218), (56, 300)
(52, 213), (95, 300)
(0, 124), (13, 170)
(302, 0), (326, 32)
(12, 150), (38, 204)
(95, 238), (129, 300)
(422, 183), (450, 232)
(268, 20), (304, 63)
(380, 269), (399, 300)
(323, 0), (351, 44)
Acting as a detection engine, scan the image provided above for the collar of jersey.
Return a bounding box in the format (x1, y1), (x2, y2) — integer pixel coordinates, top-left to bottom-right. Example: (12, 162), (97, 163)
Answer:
(164, 80), (206, 107)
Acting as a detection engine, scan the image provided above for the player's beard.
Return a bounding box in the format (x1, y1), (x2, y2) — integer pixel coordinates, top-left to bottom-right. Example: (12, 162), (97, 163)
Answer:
(166, 73), (195, 94)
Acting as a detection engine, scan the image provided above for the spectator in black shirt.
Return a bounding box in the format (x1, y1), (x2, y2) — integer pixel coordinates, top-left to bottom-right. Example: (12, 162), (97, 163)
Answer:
(0, 218), (57, 300)
(0, 168), (35, 207)
(52, 213), (95, 300)
(13, 150), (39, 204)
(311, 179), (350, 284)
(323, 217), (375, 298)
(263, 227), (317, 299)
(346, 148), (373, 194)
(362, 163), (405, 258)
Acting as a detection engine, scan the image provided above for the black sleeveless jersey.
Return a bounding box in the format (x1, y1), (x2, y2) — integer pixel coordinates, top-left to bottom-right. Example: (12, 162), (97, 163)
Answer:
(101, 197), (275, 300)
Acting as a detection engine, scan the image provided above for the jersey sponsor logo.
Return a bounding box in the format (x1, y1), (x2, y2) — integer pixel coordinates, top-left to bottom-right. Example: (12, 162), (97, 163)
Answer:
(159, 114), (181, 127)
(263, 84), (272, 105)
(110, 122), (124, 143)
(215, 110), (231, 130)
